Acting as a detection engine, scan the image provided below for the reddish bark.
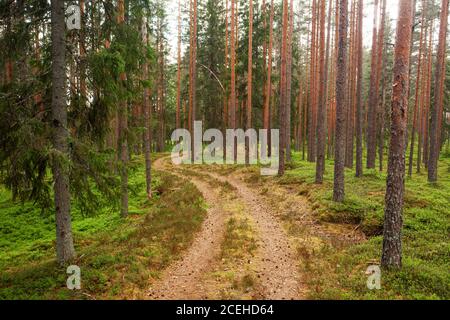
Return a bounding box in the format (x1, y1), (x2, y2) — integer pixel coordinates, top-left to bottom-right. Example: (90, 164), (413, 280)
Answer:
(429, 0), (449, 182)
(382, 0), (414, 269)
(333, 0), (348, 202)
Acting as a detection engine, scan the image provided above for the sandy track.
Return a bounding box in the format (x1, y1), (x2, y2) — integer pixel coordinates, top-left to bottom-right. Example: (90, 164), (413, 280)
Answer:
(194, 169), (304, 300)
(148, 157), (229, 300)
(149, 157), (304, 300)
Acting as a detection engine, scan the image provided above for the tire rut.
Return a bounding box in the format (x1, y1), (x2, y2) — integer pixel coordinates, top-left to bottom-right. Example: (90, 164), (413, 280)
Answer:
(149, 157), (304, 300)
(148, 158), (229, 300)
(187, 167), (305, 300)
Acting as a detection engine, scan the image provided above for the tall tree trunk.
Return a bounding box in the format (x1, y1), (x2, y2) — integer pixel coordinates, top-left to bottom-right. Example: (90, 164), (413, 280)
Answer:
(379, 66), (387, 172)
(315, 0), (327, 183)
(158, 19), (165, 153)
(51, 0), (76, 264)
(278, 0), (289, 175)
(79, 0), (87, 102)
(176, 0), (182, 129)
(423, 20), (434, 168)
(118, 0), (128, 218)
(325, 0), (334, 161)
(246, 0), (253, 165)
(375, 0), (387, 170)
(189, 0), (198, 162)
(428, 0), (449, 183)
(355, 0), (364, 177)
(264, 0), (275, 157)
(381, 0), (413, 269)
(333, 0), (348, 202)
(408, 1), (427, 176)
(308, 0), (318, 162)
(142, 15), (152, 199)
(405, 0), (418, 154)
(367, 0), (379, 169)
(285, 0), (295, 162)
(345, 0), (356, 169)
(230, 0), (236, 133)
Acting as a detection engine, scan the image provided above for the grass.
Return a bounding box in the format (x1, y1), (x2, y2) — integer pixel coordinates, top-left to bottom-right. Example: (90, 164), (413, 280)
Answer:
(206, 149), (449, 300)
(0, 156), (207, 300)
(214, 202), (259, 300)
(282, 151), (450, 300)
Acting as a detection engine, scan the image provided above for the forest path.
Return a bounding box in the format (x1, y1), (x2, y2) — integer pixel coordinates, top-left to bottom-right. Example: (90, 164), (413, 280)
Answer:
(185, 165), (305, 300)
(149, 157), (304, 300)
(148, 157), (229, 299)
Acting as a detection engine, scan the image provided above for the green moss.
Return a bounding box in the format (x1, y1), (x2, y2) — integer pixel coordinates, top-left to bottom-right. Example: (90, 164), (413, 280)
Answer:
(286, 152), (450, 300)
(0, 156), (207, 300)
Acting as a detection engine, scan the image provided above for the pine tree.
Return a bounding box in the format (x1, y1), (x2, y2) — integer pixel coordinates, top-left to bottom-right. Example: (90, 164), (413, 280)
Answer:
(176, 0), (182, 130)
(278, 0), (289, 176)
(263, 0), (275, 157)
(355, 0), (364, 177)
(367, 0), (379, 169)
(246, 0), (253, 165)
(408, 1), (427, 177)
(285, 0), (295, 163)
(315, 0), (327, 183)
(382, 0), (414, 269)
(142, 14), (152, 199)
(117, 0), (129, 218)
(333, 0), (348, 202)
(428, 0), (449, 183)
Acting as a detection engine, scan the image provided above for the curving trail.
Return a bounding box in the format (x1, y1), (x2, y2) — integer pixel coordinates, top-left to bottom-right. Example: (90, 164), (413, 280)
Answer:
(148, 157), (304, 300)
(148, 157), (229, 300)
(194, 169), (304, 300)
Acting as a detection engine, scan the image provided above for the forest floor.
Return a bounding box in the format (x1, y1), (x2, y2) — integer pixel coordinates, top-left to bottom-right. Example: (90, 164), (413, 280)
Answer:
(0, 152), (449, 300)
(149, 157), (304, 299)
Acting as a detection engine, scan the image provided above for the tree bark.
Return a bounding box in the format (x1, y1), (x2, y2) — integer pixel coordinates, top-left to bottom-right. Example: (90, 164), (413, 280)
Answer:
(428, 0), (449, 183)
(367, 0), (379, 169)
(375, 0), (387, 171)
(382, 0), (413, 269)
(142, 15), (152, 199)
(189, 0), (198, 162)
(333, 0), (348, 202)
(176, 0), (182, 130)
(278, 0), (289, 176)
(345, 0), (356, 169)
(230, 0), (236, 132)
(355, 0), (364, 177)
(408, 1), (427, 177)
(117, 0), (128, 218)
(264, 0), (275, 157)
(51, 0), (76, 264)
(285, 0), (295, 162)
(308, 0), (318, 162)
(315, 0), (327, 183)
(246, 0), (253, 165)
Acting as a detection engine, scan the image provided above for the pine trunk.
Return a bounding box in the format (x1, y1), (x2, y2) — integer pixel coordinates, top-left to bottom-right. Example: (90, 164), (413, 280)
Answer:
(367, 0), (379, 169)
(285, 0), (294, 162)
(246, 0), (253, 165)
(382, 0), (413, 269)
(315, 0), (327, 183)
(118, 0), (128, 218)
(355, 0), (364, 177)
(278, 0), (289, 175)
(333, 0), (348, 202)
(142, 16), (152, 199)
(176, 0), (182, 129)
(428, 0), (449, 182)
(409, 2), (427, 176)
